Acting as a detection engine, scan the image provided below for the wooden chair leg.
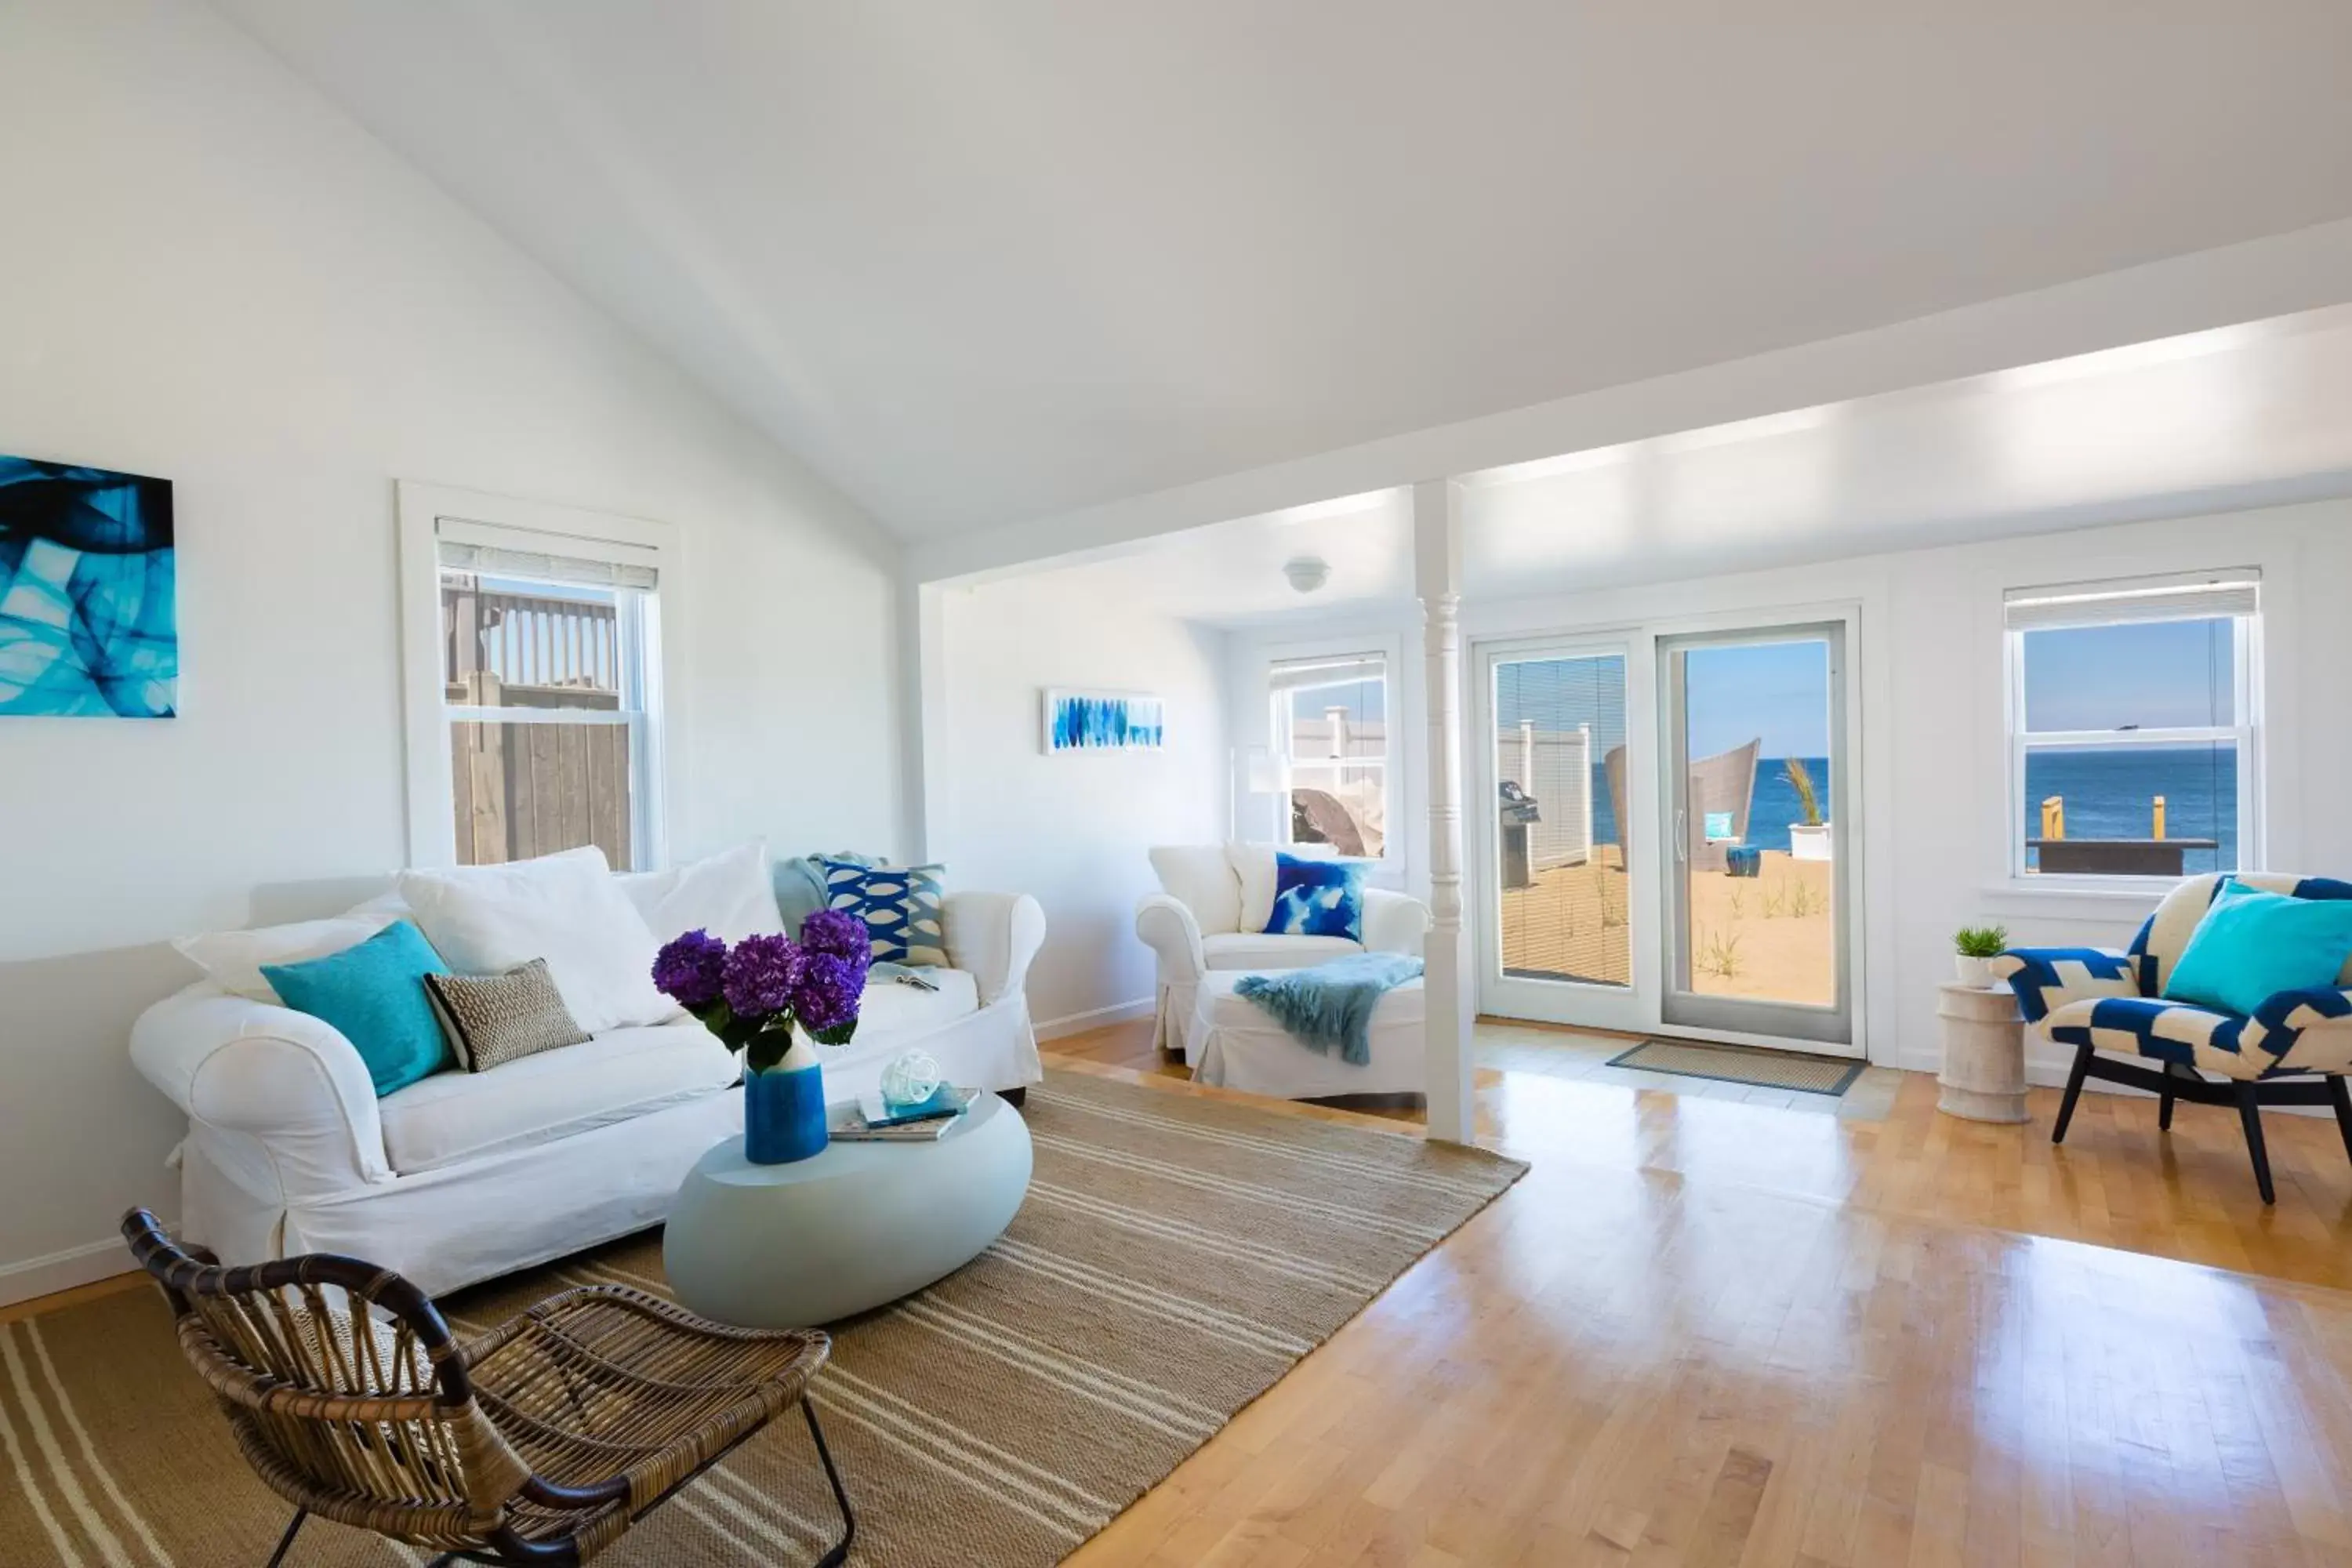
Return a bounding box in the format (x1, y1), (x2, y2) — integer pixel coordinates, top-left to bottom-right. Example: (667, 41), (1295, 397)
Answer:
(2328, 1075), (2352, 1167)
(2053, 1045), (2092, 1145)
(2234, 1081), (2277, 1205)
(2158, 1076), (2176, 1131)
(804, 1396), (858, 1568)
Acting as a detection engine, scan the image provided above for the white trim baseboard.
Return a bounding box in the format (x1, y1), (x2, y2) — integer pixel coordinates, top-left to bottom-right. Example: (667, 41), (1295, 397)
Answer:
(1038, 997), (1154, 1043)
(0, 1233), (150, 1309)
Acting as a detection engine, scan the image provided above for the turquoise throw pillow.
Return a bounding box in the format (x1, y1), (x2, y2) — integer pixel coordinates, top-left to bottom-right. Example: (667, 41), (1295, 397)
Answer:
(1265, 852), (1367, 941)
(261, 920), (453, 1095)
(2163, 879), (2352, 1018)
(818, 857), (947, 967)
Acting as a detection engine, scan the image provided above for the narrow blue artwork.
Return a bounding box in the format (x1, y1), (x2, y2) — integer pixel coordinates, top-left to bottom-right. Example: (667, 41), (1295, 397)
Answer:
(1045, 689), (1165, 752)
(0, 456), (176, 717)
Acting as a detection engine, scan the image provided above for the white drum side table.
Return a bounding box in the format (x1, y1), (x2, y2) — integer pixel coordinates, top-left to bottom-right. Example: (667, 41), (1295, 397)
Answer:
(1936, 982), (2030, 1123)
(664, 1090), (1032, 1327)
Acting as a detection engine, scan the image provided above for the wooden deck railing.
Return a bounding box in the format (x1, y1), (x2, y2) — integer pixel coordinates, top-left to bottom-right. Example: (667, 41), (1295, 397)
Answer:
(442, 579), (633, 867)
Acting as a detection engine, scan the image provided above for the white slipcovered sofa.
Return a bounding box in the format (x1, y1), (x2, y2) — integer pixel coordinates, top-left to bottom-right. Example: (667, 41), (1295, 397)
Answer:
(130, 846), (1044, 1296)
(1135, 843), (1430, 1055)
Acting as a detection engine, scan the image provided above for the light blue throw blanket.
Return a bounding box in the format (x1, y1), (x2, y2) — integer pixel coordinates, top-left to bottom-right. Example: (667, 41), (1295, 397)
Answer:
(1235, 953), (1425, 1065)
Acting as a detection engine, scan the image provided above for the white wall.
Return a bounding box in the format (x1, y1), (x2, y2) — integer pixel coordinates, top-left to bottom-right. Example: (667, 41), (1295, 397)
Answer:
(0, 0), (906, 1299)
(932, 577), (1229, 1032)
(1207, 500), (2350, 1080)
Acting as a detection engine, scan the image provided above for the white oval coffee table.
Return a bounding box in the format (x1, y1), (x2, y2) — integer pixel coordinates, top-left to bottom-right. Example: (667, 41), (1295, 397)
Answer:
(663, 1091), (1031, 1328)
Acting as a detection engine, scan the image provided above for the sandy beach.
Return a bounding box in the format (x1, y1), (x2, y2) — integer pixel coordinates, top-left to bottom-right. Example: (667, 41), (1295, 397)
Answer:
(1498, 847), (1835, 1007)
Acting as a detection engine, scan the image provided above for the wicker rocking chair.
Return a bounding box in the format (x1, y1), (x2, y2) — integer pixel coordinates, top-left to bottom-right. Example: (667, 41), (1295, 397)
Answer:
(122, 1210), (855, 1566)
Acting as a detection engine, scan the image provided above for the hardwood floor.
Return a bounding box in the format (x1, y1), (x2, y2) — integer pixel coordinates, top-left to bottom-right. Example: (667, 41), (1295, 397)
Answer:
(21, 1019), (2352, 1564)
(1050, 1019), (2352, 1566)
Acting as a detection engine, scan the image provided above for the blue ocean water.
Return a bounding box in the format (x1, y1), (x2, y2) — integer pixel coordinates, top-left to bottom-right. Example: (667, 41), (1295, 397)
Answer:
(1584, 748), (2234, 870)
(2023, 746), (2236, 873)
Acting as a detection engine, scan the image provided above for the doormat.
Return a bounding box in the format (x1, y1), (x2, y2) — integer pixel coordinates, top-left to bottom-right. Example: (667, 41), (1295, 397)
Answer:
(1607, 1037), (1864, 1096)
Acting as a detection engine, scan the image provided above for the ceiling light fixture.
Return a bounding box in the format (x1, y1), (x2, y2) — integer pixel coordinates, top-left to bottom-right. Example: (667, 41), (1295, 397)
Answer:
(1283, 556), (1330, 593)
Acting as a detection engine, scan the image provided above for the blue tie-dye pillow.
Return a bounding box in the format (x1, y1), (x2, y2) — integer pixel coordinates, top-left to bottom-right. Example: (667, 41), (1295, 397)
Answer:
(1263, 852), (1366, 941)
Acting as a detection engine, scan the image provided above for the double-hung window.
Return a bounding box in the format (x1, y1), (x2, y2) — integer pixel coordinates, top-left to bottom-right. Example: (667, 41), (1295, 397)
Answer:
(2004, 568), (2258, 880)
(402, 488), (670, 871)
(1271, 653), (1388, 858)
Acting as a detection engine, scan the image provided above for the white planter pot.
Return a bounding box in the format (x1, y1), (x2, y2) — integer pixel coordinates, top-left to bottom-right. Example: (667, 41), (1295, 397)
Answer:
(1954, 954), (1998, 989)
(1788, 822), (1833, 862)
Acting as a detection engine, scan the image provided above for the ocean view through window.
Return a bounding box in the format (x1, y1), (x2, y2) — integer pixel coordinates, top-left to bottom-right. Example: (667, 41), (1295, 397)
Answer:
(2005, 571), (2258, 880)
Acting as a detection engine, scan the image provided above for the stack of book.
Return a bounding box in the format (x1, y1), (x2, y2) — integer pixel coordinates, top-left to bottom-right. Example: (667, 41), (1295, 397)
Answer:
(829, 1086), (978, 1143)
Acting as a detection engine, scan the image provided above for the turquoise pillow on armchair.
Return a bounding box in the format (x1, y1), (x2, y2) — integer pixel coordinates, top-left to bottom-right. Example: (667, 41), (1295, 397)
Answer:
(2162, 879), (2352, 1018)
(261, 920), (452, 1095)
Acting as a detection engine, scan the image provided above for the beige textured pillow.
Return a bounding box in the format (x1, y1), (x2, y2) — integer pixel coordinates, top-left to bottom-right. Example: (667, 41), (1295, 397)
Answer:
(423, 960), (591, 1073)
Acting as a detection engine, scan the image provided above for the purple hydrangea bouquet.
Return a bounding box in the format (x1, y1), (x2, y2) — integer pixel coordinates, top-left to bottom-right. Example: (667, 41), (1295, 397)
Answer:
(652, 908), (869, 1073)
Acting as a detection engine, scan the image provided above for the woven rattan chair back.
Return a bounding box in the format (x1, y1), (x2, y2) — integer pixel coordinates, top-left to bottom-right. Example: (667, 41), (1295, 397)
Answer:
(122, 1209), (532, 1554)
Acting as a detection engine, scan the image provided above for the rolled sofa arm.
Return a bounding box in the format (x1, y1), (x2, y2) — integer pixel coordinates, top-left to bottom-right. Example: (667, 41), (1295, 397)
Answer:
(129, 984), (393, 1199)
(943, 891), (1047, 1007)
(1362, 889), (1431, 958)
(1135, 893), (1207, 984)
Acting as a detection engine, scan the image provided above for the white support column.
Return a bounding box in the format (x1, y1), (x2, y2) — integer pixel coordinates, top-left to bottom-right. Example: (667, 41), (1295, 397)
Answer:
(1414, 478), (1476, 1145)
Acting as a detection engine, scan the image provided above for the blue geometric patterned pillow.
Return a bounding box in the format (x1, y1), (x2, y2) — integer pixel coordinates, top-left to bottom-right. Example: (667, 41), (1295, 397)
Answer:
(1263, 852), (1366, 941)
(818, 857), (948, 967)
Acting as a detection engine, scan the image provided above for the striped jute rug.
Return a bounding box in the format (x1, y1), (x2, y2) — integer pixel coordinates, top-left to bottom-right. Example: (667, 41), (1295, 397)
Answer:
(1, 1070), (1523, 1566)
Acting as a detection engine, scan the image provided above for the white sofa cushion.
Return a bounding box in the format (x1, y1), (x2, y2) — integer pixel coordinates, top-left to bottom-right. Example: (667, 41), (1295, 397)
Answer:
(838, 968), (982, 1060)
(397, 847), (674, 1034)
(618, 840), (783, 943)
(1225, 841), (1341, 934)
(1200, 932), (1363, 970)
(1149, 846), (1243, 935)
(172, 913), (401, 1004)
(378, 1021), (737, 1174)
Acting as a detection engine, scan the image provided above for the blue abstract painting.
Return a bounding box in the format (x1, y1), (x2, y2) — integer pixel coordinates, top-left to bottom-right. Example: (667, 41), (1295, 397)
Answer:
(1044, 688), (1165, 753)
(0, 456), (176, 717)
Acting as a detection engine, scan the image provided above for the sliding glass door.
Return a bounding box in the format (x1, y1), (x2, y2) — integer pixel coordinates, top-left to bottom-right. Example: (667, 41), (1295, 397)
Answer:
(1474, 612), (1860, 1054)
(1475, 640), (1649, 1033)
(1658, 623), (1853, 1048)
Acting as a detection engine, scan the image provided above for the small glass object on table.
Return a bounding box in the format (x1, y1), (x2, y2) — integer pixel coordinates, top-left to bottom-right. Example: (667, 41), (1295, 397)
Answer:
(878, 1049), (944, 1109)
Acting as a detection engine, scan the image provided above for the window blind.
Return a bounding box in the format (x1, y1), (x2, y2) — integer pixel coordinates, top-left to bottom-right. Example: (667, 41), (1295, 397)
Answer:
(2003, 568), (2257, 632)
(1269, 653), (1385, 692)
(437, 538), (658, 592)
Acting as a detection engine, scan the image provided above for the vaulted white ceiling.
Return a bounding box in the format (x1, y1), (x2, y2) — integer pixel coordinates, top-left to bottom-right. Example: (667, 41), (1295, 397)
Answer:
(219, 2), (2352, 541)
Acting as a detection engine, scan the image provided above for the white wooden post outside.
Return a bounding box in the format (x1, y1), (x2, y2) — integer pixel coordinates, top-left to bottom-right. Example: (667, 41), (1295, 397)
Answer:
(1414, 478), (1475, 1144)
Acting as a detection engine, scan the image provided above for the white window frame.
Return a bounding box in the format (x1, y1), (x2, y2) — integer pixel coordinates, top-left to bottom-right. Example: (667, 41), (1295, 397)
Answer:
(397, 482), (679, 870)
(2002, 570), (2261, 886)
(1269, 650), (1392, 862)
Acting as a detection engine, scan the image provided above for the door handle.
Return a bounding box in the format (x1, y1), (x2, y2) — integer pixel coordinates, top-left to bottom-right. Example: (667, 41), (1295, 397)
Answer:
(1674, 809), (1687, 863)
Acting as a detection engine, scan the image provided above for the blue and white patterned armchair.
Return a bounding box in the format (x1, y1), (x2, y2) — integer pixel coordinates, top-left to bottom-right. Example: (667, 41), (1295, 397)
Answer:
(1993, 872), (2352, 1203)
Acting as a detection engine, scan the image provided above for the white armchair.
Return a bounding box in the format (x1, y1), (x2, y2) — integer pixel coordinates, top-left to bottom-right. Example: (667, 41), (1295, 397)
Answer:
(1136, 844), (1429, 1054)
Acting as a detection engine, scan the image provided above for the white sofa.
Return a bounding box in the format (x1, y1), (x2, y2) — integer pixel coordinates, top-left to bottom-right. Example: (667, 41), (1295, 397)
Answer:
(1134, 843), (1430, 1056)
(130, 852), (1045, 1297)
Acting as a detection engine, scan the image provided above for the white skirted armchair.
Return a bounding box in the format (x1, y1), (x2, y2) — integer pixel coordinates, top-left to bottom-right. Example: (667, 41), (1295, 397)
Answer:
(1135, 844), (1430, 1056)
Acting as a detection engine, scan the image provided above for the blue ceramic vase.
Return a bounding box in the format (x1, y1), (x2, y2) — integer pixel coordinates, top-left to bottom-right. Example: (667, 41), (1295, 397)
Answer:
(743, 1034), (829, 1164)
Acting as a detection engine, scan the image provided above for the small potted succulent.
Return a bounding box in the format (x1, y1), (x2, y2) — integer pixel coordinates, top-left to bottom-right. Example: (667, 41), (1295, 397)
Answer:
(1952, 923), (2008, 988)
(652, 909), (869, 1164)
